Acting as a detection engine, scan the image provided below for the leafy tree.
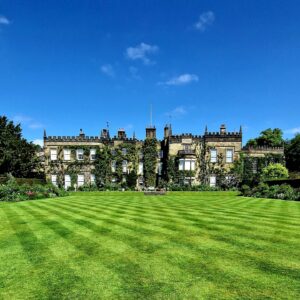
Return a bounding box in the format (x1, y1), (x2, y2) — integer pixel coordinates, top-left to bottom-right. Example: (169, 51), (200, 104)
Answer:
(246, 128), (284, 147)
(285, 134), (300, 172)
(261, 163), (288, 180)
(0, 116), (41, 177)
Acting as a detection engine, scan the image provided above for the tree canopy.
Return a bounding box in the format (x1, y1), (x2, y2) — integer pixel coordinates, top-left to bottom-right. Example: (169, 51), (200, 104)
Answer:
(0, 116), (41, 177)
(285, 134), (300, 172)
(246, 128), (284, 147)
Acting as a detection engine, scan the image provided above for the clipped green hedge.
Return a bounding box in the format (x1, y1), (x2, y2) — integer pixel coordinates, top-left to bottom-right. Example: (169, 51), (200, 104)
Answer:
(240, 183), (300, 201)
(265, 178), (300, 188)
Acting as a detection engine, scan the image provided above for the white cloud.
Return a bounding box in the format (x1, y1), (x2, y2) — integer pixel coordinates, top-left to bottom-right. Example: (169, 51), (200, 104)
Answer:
(284, 127), (300, 135)
(13, 115), (32, 124)
(165, 106), (190, 119)
(125, 43), (158, 65)
(162, 73), (199, 86)
(194, 11), (215, 31)
(28, 122), (43, 129)
(32, 139), (43, 147)
(13, 114), (43, 130)
(101, 64), (115, 77)
(0, 15), (10, 25)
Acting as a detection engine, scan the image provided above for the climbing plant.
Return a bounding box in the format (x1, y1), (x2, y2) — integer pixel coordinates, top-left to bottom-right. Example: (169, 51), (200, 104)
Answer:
(94, 145), (112, 186)
(142, 138), (157, 187)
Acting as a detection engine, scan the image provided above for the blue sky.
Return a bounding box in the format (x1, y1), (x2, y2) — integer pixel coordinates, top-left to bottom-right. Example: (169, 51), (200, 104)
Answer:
(1, 0), (300, 146)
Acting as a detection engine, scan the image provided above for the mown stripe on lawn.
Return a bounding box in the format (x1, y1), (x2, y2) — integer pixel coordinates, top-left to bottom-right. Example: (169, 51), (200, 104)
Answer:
(34, 197), (300, 283)
(2, 205), (85, 299)
(19, 202), (178, 299)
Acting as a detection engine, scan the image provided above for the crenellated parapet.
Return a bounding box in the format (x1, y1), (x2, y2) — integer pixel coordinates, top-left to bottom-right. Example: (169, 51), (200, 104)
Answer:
(242, 146), (284, 157)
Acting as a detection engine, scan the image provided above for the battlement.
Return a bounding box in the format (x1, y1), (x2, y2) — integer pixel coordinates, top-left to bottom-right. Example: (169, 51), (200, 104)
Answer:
(242, 146), (284, 151)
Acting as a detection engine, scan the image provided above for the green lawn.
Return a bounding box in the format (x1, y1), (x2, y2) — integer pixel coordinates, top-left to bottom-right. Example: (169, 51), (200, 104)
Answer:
(0, 192), (300, 299)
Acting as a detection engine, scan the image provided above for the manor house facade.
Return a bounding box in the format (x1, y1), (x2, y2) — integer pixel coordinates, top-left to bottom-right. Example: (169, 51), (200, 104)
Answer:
(43, 124), (284, 189)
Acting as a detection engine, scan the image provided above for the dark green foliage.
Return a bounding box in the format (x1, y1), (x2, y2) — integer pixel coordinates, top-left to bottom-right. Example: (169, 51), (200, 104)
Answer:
(0, 116), (41, 177)
(245, 128), (284, 147)
(142, 138), (157, 187)
(167, 183), (221, 191)
(127, 170), (137, 190)
(234, 153), (285, 186)
(77, 184), (98, 192)
(240, 183), (299, 201)
(0, 176), (68, 202)
(285, 133), (300, 172)
(94, 146), (112, 187)
(266, 178), (300, 188)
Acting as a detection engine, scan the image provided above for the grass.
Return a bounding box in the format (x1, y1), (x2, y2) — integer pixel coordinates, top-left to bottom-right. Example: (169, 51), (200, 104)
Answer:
(0, 192), (300, 299)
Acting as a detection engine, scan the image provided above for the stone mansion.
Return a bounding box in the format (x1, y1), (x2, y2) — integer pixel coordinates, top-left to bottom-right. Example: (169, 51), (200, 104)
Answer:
(43, 124), (284, 189)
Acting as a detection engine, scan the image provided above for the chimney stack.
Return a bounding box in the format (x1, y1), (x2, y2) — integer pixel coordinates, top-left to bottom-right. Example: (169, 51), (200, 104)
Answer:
(220, 124), (226, 135)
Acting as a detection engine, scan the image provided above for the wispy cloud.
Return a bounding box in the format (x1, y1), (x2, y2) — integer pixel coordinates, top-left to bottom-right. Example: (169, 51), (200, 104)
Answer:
(0, 15), (10, 25)
(32, 139), (43, 147)
(284, 127), (300, 135)
(13, 114), (44, 130)
(125, 43), (158, 65)
(160, 73), (199, 86)
(129, 66), (141, 80)
(101, 64), (115, 77)
(28, 122), (43, 129)
(194, 11), (215, 31)
(165, 106), (188, 119)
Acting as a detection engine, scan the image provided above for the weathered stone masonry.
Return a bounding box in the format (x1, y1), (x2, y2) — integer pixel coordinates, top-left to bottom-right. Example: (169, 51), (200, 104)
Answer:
(43, 124), (284, 188)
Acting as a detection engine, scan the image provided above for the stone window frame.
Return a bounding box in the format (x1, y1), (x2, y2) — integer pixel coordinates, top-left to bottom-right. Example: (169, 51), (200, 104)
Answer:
(225, 148), (234, 163)
(210, 149), (217, 163)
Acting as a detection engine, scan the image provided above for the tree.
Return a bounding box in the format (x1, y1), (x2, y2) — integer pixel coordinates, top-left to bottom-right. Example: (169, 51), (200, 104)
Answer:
(0, 116), (41, 177)
(246, 128), (284, 147)
(261, 163), (288, 180)
(285, 134), (300, 172)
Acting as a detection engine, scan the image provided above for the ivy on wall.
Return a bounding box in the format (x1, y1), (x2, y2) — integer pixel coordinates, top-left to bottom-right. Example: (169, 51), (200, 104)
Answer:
(142, 138), (157, 187)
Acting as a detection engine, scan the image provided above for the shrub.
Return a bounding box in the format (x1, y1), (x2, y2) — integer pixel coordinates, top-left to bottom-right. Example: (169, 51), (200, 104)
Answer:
(261, 163), (289, 181)
(0, 176), (68, 202)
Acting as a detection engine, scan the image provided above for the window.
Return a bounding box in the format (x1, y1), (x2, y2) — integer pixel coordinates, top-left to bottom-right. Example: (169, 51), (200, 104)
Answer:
(184, 144), (191, 151)
(90, 149), (96, 160)
(138, 162), (143, 175)
(210, 149), (217, 163)
(122, 160), (128, 173)
(64, 175), (71, 189)
(77, 175), (84, 187)
(179, 159), (195, 171)
(50, 149), (57, 161)
(122, 148), (127, 155)
(90, 174), (95, 185)
(138, 151), (143, 159)
(51, 175), (57, 186)
(64, 149), (71, 161)
(209, 176), (216, 187)
(77, 149), (84, 160)
(179, 159), (184, 171)
(111, 161), (116, 172)
(158, 162), (163, 175)
(226, 149), (233, 163)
